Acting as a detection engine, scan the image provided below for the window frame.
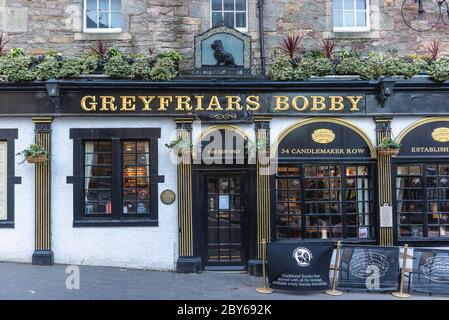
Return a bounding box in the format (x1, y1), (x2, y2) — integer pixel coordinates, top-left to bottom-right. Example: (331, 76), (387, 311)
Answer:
(394, 160), (449, 243)
(210, 0), (249, 33)
(83, 0), (122, 34)
(273, 161), (376, 242)
(333, 0), (371, 33)
(69, 128), (163, 227)
(0, 129), (19, 228)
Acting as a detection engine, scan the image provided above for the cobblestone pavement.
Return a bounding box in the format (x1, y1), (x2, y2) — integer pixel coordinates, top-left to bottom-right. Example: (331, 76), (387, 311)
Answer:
(0, 262), (446, 300)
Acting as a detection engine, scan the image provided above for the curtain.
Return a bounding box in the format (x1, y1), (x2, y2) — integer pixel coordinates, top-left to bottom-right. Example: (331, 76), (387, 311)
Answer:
(0, 142), (7, 220)
(84, 142), (95, 200)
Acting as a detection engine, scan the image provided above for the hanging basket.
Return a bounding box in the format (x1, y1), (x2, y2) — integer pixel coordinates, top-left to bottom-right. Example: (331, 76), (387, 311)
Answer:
(377, 148), (400, 156)
(26, 155), (48, 163)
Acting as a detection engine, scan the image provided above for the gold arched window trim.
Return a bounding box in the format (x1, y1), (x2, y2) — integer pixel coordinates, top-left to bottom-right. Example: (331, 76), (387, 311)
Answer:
(396, 117), (449, 144)
(271, 117), (377, 159)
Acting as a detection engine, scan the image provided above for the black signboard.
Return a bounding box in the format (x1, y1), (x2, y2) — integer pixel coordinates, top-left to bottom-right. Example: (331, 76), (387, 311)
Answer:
(267, 242), (334, 291)
(337, 245), (399, 291)
(398, 121), (449, 158)
(411, 248), (449, 295)
(277, 121), (373, 159)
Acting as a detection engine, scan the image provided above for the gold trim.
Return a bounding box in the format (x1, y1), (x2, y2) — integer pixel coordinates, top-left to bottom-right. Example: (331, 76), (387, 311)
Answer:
(32, 117), (53, 123)
(311, 129), (336, 144)
(271, 118), (377, 158)
(396, 117), (449, 143)
(431, 127), (449, 142)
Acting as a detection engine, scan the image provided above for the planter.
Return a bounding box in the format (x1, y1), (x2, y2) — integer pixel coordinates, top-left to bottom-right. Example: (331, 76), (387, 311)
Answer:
(26, 155), (48, 163)
(378, 148), (400, 156)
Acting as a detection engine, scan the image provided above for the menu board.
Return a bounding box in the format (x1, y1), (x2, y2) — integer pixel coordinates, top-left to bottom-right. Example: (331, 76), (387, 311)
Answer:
(0, 142), (6, 220)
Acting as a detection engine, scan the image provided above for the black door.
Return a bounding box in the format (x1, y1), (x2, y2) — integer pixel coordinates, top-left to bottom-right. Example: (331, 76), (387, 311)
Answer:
(203, 175), (246, 270)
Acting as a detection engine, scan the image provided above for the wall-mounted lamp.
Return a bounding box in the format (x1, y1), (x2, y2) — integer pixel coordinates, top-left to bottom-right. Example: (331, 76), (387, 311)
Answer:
(45, 78), (61, 111)
(378, 78), (396, 108)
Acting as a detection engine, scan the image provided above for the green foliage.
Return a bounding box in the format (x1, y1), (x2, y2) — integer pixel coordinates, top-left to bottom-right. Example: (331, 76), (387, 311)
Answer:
(301, 57), (333, 76)
(8, 48), (25, 58)
(130, 56), (152, 80)
(158, 50), (182, 65)
(337, 50), (361, 59)
(336, 57), (362, 75)
(81, 54), (99, 74)
(149, 57), (178, 81)
(107, 47), (123, 58)
(0, 54), (34, 82)
(428, 57), (449, 82)
(33, 56), (60, 81)
(104, 55), (131, 79)
(16, 144), (49, 164)
(46, 49), (62, 58)
(267, 50), (295, 81)
(377, 137), (401, 149)
(302, 49), (325, 59)
(58, 57), (83, 79)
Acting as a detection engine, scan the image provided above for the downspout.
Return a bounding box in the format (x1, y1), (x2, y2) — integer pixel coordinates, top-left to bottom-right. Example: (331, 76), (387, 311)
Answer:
(258, 0), (266, 75)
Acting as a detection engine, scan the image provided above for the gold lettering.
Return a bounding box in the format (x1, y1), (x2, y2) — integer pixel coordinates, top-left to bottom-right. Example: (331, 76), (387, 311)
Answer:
(347, 96), (363, 111)
(120, 96), (136, 111)
(311, 96), (326, 111)
(274, 96), (289, 111)
(207, 96), (223, 111)
(194, 96), (204, 111)
(139, 96), (155, 111)
(226, 96), (242, 111)
(100, 96), (117, 111)
(291, 96), (309, 111)
(329, 96), (345, 111)
(176, 96), (192, 111)
(246, 96), (260, 111)
(81, 96), (97, 112)
(158, 96), (173, 111)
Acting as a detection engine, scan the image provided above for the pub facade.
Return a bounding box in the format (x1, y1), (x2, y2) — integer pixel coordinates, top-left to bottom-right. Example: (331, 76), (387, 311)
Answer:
(1, 1), (449, 274)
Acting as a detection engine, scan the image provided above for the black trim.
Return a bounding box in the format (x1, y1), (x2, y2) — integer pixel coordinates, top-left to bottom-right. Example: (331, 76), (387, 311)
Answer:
(69, 128), (162, 227)
(0, 129), (19, 228)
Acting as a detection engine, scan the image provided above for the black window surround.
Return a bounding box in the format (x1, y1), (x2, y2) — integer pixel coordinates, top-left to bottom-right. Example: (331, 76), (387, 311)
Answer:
(0, 129), (21, 228)
(273, 161), (376, 243)
(68, 128), (163, 227)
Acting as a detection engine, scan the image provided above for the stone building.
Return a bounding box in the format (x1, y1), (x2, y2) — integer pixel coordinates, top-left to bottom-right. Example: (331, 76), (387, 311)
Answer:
(0, 0), (447, 73)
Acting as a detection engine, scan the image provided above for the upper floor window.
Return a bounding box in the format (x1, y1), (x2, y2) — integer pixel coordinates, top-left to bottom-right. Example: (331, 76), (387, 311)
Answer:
(84, 0), (122, 33)
(211, 0), (248, 32)
(333, 0), (370, 32)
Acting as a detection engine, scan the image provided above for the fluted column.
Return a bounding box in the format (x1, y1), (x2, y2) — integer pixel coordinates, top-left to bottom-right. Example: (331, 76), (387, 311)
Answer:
(375, 117), (394, 246)
(32, 117), (53, 265)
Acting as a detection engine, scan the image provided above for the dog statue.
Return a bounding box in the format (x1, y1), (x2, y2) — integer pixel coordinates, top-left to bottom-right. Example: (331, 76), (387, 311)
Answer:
(211, 40), (237, 67)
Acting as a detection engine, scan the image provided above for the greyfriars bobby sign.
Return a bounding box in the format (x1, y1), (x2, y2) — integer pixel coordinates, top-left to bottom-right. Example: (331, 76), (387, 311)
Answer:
(194, 26), (251, 75)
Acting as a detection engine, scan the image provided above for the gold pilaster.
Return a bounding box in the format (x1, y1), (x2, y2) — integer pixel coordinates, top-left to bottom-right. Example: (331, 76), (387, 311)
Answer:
(375, 117), (394, 246)
(32, 117), (53, 265)
(255, 118), (271, 259)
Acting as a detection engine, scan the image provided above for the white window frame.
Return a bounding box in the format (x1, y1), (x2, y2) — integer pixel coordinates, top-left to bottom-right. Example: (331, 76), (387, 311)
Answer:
(83, 0), (122, 33)
(210, 0), (249, 33)
(333, 0), (370, 32)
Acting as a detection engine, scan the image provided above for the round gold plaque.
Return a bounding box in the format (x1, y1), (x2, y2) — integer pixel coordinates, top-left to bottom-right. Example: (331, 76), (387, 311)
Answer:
(432, 127), (449, 142)
(311, 129), (336, 144)
(160, 189), (176, 205)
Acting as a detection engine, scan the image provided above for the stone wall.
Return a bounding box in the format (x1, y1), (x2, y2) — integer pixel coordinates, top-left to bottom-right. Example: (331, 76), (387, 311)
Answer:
(0, 0), (448, 74)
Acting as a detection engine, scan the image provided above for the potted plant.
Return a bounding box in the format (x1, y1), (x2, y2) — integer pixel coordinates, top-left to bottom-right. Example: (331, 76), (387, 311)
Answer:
(377, 137), (401, 156)
(165, 136), (192, 156)
(16, 144), (49, 164)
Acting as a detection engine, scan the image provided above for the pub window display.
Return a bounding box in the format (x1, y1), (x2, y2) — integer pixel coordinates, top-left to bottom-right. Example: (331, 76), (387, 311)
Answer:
(275, 164), (373, 240)
(396, 164), (449, 239)
(84, 140), (151, 218)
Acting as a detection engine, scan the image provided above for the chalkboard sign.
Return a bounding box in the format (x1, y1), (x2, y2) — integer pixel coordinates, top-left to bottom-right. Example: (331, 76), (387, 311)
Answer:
(337, 246), (400, 291)
(267, 243), (334, 291)
(411, 248), (449, 295)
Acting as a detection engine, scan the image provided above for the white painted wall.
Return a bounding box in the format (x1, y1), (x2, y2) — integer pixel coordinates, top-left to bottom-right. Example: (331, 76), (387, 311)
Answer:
(51, 117), (179, 271)
(0, 118), (35, 263)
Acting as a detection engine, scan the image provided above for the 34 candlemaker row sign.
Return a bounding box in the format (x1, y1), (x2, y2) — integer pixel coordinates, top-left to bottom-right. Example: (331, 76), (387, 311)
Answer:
(411, 248), (449, 295)
(267, 243), (334, 291)
(337, 245), (400, 291)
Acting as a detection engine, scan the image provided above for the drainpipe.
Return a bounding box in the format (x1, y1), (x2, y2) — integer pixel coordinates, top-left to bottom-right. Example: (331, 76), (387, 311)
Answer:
(258, 0), (266, 75)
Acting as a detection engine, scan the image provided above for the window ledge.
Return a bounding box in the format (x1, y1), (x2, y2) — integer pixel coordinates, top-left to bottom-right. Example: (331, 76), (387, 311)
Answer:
(73, 219), (158, 228)
(323, 30), (380, 39)
(74, 32), (132, 41)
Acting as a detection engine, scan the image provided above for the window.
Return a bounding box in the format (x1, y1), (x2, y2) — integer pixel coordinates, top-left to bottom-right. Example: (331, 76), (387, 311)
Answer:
(84, 0), (122, 32)
(396, 163), (449, 239)
(211, 0), (248, 32)
(0, 129), (19, 228)
(70, 128), (162, 227)
(275, 164), (373, 240)
(333, 0), (370, 32)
